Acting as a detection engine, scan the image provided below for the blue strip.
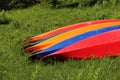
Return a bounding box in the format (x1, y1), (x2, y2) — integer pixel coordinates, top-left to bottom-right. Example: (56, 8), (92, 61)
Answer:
(29, 25), (120, 59)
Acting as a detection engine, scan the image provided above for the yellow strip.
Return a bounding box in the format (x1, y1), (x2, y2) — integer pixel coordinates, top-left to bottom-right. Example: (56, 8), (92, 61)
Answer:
(29, 22), (120, 52)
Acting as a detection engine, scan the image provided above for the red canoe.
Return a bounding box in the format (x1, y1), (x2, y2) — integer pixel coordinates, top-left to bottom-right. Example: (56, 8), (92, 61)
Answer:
(42, 29), (120, 60)
(24, 19), (120, 43)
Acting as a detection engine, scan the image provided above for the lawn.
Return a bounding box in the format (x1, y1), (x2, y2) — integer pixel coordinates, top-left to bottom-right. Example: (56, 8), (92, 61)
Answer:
(0, 3), (120, 80)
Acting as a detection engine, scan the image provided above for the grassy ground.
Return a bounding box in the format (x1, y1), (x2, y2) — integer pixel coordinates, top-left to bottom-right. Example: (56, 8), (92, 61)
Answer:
(0, 3), (120, 80)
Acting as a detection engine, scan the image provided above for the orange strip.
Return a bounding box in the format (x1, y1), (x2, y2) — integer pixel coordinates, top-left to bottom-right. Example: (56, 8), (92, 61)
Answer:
(25, 21), (120, 52)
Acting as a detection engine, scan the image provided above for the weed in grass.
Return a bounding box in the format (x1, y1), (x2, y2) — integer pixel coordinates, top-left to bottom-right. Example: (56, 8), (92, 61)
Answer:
(0, 10), (12, 25)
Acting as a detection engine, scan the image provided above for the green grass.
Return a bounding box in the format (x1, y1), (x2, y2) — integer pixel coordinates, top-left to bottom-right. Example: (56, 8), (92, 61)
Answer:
(0, 3), (120, 80)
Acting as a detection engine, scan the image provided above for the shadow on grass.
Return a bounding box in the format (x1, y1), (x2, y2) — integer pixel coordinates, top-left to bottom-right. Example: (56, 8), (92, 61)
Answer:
(27, 55), (119, 66)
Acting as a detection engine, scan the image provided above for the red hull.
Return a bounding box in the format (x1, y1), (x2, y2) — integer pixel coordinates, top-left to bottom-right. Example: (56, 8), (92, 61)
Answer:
(24, 19), (120, 43)
(42, 30), (120, 60)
